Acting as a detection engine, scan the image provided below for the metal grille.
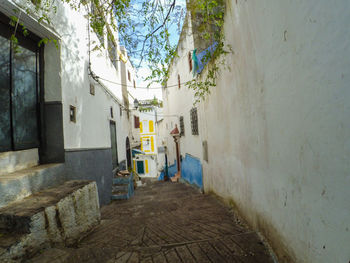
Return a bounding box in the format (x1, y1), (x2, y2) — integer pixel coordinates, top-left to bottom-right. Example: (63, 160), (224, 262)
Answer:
(179, 116), (185, 136)
(190, 108), (199, 135)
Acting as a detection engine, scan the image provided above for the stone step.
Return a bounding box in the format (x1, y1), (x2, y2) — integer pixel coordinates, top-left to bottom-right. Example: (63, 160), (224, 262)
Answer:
(113, 175), (132, 185)
(0, 149), (39, 175)
(0, 180), (100, 262)
(0, 163), (66, 209)
(111, 192), (129, 200)
(112, 184), (128, 192)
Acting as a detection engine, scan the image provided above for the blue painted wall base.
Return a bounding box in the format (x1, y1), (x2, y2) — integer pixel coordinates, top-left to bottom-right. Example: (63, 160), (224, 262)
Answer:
(180, 154), (203, 190)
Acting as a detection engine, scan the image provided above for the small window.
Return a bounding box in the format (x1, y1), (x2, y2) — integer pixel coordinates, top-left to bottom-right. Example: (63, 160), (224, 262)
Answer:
(178, 74), (181, 89)
(190, 108), (199, 135)
(70, 105), (76, 123)
(120, 106), (122, 116)
(188, 52), (192, 72)
(128, 71), (131, 81)
(110, 107), (114, 118)
(133, 80), (136, 89)
(90, 83), (95, 95)
(134, 116), (140, 128)
(179, 116), (185, 136)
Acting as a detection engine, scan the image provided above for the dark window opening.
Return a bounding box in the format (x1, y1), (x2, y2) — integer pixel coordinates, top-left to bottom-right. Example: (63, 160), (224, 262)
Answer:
(178, 74), (181, 89)
(128, 71), (131, 81)
(133, 80), (136, 89)
(134, 116), (140, 128)
(70, 105), (76, 123)
(90, 83), (95, 95)
(110, 107), (114, 118)
(190, 107), (199, 135)
(188, 52), (192, 72)
(120, 105), (122, 116)
(203, 140), (208, 162)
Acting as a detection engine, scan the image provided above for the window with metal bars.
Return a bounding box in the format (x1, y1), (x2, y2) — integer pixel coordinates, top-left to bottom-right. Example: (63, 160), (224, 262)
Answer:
(190, 108), (199, 135)
(179, 116), (185, 136)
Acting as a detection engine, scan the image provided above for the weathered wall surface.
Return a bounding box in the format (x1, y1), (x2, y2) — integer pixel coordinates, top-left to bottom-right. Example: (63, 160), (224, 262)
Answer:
(199, 1), (350, 262)
(0, 181), (100, 262)
(163, 1), (350, 262)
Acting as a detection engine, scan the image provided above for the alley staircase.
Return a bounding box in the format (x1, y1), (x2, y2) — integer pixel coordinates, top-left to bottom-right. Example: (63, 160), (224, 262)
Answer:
(111, 170), (134, 200)
(0, 149), (101, 262)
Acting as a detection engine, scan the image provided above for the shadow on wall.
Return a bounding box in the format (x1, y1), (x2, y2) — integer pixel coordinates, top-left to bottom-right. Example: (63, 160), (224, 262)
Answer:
(181, 154), (203, 190)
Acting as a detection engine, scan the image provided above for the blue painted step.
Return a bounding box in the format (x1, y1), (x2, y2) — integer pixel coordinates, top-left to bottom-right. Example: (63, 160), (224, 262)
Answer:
(111, 173), (134, 200)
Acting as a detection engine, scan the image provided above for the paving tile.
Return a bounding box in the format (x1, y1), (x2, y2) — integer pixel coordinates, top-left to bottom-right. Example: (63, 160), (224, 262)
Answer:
(28, 181), (274, 263)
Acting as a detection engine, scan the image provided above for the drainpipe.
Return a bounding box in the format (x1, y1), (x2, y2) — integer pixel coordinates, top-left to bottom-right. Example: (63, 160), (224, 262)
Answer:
(170, 125), (181, 181)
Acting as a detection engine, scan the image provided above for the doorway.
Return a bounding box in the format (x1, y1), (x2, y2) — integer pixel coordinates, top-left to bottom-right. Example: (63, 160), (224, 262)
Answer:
(110, 121), (118, 169)
(136, 160), (145, 175)
(0, 21), (41, 153)
(126, 137), (131, 170)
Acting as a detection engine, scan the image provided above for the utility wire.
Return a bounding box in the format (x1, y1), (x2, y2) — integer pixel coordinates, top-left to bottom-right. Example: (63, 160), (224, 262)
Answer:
(97, 75), (192, 89)
(138, 111), (179, 117)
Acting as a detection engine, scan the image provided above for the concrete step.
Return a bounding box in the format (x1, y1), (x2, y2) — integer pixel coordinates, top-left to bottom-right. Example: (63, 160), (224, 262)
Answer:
(0, 180), (101, 262)
(0, 163), (66, 209)
(0, 149), (38, 175)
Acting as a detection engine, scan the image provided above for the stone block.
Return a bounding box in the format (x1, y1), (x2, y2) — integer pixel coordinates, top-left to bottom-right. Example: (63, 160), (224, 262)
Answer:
(0, 180), (100, 262)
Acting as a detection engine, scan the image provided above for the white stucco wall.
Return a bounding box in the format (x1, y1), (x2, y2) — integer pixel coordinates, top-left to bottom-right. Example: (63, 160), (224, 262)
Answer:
(162, 15), (204, 165)
(162, 1), (350, 262)
(2, 0), (135, 163)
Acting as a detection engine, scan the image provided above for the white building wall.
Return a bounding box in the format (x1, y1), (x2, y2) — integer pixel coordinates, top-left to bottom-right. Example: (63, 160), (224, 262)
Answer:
(162, 15), (204, 166)
(1, 0), (135, 203)
(162, 1), (350, 262)
(38, 0), (133, 163)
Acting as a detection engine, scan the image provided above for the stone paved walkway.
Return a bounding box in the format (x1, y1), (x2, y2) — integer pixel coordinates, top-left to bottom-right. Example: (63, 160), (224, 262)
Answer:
(30, 181), (275, 263)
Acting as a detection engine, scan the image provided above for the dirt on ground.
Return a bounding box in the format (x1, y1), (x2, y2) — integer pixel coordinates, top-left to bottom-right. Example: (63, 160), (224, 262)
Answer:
(28, 180), (275, 263)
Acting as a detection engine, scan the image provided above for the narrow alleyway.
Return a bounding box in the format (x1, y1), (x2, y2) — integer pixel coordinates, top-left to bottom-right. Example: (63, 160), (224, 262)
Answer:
(30, 181), (275, 263)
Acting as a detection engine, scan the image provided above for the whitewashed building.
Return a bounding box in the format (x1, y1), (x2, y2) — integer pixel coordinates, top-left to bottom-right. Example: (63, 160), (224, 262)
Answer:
(132, 104), (159, 178)
(0, 0), (136, 205)
(161, 1), (350, 263)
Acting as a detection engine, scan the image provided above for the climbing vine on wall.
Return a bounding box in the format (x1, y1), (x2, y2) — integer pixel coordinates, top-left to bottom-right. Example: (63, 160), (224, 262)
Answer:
(184, 0), (229, 104)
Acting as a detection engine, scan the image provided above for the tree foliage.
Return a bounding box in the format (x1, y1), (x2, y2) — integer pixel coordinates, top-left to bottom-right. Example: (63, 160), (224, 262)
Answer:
(9, 0), (227, 102)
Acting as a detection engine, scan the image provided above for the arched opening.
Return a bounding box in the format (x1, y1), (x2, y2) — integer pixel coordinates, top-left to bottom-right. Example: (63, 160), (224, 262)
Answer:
(126, 137), (132, 169)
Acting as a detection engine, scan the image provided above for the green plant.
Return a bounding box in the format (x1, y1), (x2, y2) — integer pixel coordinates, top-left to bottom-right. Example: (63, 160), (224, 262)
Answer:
(184, 0), (229, 103)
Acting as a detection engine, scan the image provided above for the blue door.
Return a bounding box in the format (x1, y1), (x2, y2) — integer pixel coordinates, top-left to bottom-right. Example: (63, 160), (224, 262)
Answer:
(137, 161), (145, 174)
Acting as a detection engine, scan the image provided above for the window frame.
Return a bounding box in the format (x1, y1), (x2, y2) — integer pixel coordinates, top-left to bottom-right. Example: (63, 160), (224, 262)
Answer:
(190, 108), (199, 135)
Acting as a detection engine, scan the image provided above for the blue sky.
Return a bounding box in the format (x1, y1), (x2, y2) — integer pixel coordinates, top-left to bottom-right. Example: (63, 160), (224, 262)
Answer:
(123, 0), (187, 100)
